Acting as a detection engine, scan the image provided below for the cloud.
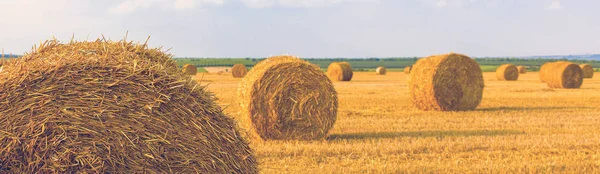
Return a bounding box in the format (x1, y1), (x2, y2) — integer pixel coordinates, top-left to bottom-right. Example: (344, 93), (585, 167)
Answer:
(240, 0), (373, 8)
(548, 0), (562, 10)
(109, 0), (224, 14)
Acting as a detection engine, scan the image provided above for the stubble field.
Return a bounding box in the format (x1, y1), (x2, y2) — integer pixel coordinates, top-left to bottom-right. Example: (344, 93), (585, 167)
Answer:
(195, 72), (600, 173)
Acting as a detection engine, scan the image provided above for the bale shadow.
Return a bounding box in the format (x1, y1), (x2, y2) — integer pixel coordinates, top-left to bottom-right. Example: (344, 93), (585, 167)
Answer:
(328, 129), (524, 141)
(477, 106), (591, 112)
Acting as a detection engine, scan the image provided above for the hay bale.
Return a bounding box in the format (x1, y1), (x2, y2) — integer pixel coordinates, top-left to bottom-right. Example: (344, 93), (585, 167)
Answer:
(408, 53), (484, 111)
(232, 64), (248, 78)
(327, 62), (353, 81)
(181, 64), (197, 75)
(539, 62), (553, 82)
(0, 39), (257, 173)
(496, 64), (519, 81)
(540, 61), (568, 82)
(238, 55), (337, 140)
(375, 66), (386, 75)
(404, 66), (412, 74)
(580, 64), (594, 78)
(546, 62), (583, 88)
(517, 66), (527, 74)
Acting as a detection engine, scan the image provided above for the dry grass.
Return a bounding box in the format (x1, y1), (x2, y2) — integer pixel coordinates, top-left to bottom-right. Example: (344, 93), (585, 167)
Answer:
(182, 64), (197, 75)
(195, 71), (600, 173)
(237, 56), (337, 141)
(546, 62), (583, 89)
(496, 64), (519, 81)
(327, 62), (353, 81)
(517, 66), (527, 74)
(375, 66), (386, 75)
(232, 64), (248, 78)
(0, 40), (257, 173)
(409, 53), (484, 111)
(580, 64), (594, 78)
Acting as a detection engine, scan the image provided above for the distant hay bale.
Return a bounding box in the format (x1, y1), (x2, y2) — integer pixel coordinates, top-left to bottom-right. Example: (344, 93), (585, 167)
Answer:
(408, 53), (484, 111)
(238, 55), (337, 140)
(404, 66), (412, 74)
(546, 62), (583, 89)
(539, 62), (553, 82)
(0, 39), (257, 173)
(375, 66), (386, 75)
(181, 64), (197, 75)
(327, 62), (353, 81)
(232, 64), (248, 78)
(517, 66), (527, 74)
(580, 64), (594, 78)
(496, 64), (519, 81)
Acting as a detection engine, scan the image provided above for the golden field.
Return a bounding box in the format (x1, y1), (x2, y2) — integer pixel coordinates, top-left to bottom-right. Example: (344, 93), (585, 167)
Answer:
(195, 72), (600, 173)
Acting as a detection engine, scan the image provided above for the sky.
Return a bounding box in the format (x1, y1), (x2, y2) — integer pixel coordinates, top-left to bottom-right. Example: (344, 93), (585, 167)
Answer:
(0, 0), (598, 58)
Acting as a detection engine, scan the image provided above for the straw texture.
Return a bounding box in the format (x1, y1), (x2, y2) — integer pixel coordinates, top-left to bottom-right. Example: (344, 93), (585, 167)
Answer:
(408, 53), (484, 111)
(496, 64), (519, 81)
(540, 61), (567, 82)
(0, 39), (257, 173)
(546, 62), (584, 89)
(181, 64), (197, 75)
(580, 64), (594, 78)
(375, 66), (386, 75)
(327, 62), (353, 81)
(232, 64), (248, 78)
(238, 55), (338, 140)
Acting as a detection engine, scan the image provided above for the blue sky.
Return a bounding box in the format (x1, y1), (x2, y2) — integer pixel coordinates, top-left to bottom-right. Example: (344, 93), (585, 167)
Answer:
(0, 0), (598, 57)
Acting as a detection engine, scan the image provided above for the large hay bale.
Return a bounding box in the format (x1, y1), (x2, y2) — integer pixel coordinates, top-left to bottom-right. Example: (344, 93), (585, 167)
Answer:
(546, 62), (584, 89)
(232, 64), (248, 78)
(408, 53), (484, 111)
(517, 66), (527, 74)
(327, 62), (353, 81)
(496, 64), (519, 81)
(404, 66), (412, 74)
(181, 64), (197, 75)
(580, 64), (594, 78)
(375, 66), (386, 75)
(0, 39), (257, 173)
(238, 55), (337, 140)
(540, 61), (568, 82)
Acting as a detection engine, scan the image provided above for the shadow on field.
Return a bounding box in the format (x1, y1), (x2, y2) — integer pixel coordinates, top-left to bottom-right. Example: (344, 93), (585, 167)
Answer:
(328, 129), (524, 140)
(477, 106), (591, 111)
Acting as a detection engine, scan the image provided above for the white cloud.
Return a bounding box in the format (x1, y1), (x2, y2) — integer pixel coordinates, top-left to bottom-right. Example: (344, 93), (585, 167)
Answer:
(548, 0), (562, 10)
(240, 0), (374, 8)
(109, 0), (224, 14)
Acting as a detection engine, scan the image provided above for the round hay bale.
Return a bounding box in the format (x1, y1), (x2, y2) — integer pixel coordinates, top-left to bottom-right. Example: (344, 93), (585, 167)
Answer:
(375, 66), (386, 75)
(540, 61), (568, 82)
(181, 64), (197, 75)
(0, 40), (257, 173)
(546, 62), (583, 89)
(496, 64), (519, 81)
(327, 62), (353, 81)
(580, 64), (594, 78)
(408, 53), (484, 111)
(517, 66), (527, 74)
(404, 66), (412, 74)
(232, 64), (248, 78)
(238, 55), (337, 140)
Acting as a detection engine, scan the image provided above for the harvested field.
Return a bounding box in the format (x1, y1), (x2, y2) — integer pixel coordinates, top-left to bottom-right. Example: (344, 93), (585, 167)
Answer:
(203, 66), (232, 73)
(194, 71), (600, 173)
